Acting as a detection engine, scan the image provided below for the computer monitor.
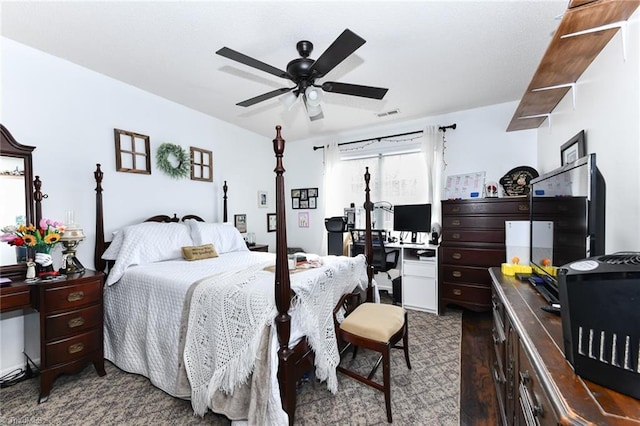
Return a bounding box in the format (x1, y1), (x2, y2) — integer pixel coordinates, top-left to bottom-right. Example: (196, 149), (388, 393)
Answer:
(393, 203), (431, 243)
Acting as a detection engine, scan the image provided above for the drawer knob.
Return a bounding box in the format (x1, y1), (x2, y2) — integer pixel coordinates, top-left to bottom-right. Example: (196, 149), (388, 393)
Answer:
(452, 270), (462, 278)
(452, 207), (460, 212)
(452, 288), (462, 296)
(452, 233), (460, 239)
(451, 219), (461, 226)
(68, 343), (85, 354)
(68, 317), (85, 328)
(67, 291), (85, 302)
(518, 204), (529, 211)
(451, 253), (462, 260)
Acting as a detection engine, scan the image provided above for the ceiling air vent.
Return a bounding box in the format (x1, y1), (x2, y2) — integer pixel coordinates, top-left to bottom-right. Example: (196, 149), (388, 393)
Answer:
(598, 252), (640, 265)
(377, 109), (400, 118)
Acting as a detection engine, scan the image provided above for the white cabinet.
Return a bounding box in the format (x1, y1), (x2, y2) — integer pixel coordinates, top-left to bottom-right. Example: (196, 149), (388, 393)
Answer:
(390, 243), (438, 314)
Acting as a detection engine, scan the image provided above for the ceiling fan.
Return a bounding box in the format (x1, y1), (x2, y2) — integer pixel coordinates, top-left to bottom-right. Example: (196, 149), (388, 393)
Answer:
(216, 29), (388, 121)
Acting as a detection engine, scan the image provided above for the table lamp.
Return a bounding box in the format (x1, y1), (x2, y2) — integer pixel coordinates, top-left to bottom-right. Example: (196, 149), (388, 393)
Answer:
(59, 211), (86, 274)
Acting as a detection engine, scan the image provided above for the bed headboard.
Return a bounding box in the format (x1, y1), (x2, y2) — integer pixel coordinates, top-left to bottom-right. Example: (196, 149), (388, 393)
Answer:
(93, 163), (226, 273)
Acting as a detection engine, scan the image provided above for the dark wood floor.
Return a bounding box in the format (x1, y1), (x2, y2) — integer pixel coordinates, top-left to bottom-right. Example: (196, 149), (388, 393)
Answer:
(459, 308), (500, 425)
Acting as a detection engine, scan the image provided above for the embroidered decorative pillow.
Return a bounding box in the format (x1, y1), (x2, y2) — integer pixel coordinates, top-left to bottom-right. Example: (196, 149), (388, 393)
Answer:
(182, 244), (218, 261)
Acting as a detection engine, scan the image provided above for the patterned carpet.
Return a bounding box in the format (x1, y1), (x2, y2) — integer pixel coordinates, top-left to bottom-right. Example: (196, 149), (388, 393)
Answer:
(0, 305), (461, 425)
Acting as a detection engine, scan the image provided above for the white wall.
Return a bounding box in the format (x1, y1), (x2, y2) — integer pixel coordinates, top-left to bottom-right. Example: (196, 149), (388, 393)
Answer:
(0, 38), (276, 373)
(536, 10), (640, 253)
(284, 102), (538, 255)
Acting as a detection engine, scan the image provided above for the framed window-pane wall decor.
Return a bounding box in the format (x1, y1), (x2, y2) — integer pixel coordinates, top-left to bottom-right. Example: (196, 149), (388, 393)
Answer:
(190, 146), (213, 182)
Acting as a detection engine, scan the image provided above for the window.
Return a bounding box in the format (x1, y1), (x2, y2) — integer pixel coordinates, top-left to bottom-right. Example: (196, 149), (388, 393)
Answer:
(334, 151), (428, 231)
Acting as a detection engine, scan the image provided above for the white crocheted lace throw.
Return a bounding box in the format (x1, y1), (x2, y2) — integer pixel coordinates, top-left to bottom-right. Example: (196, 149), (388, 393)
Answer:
(183, 255), (367, 417)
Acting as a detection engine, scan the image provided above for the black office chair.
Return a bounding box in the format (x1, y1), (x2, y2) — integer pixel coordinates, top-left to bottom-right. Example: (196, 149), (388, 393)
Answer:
(350, 229), (400, 279)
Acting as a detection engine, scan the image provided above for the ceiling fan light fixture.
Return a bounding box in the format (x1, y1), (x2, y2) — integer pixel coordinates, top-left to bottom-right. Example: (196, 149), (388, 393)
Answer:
(304, 86), (323, 107)
(306, 102), (323, 118)
(279, 91), (299, 110)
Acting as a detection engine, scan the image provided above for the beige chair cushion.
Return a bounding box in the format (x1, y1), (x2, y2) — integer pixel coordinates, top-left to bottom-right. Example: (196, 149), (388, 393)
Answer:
(340, 303), (405, 343)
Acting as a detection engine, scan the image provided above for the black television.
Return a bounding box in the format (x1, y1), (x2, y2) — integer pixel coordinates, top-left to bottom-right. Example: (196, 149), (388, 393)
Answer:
(529, 153), (606, 302)
(393, 203), (431, 244)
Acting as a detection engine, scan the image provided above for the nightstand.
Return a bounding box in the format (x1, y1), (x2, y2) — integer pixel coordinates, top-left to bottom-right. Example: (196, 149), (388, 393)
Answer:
(248, 244), (268, 252)
(27, 270), (106, 402)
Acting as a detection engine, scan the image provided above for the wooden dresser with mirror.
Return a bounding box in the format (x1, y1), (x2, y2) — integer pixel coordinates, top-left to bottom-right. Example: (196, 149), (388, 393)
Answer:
(0, 123), (105, 402)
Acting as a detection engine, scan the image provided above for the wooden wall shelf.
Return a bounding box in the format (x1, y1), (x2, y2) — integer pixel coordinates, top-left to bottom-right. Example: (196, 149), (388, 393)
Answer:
(507, 0), (639, 132)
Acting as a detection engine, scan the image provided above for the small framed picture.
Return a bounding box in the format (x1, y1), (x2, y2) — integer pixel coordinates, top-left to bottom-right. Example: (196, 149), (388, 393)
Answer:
(560, 130), (585, 166)
(291, 189), (300, 198)
(267, 213), (277, 232)
(300, 189), (308, 200)
(300, 200), (309, 209)
(308, 188), (318, 197)
(292, 198), (300, 209)
(298, 212), (309, 228)
(234, 214), (247, 233)
(258, 191), (268, 208)
(309, 197), (316, 209)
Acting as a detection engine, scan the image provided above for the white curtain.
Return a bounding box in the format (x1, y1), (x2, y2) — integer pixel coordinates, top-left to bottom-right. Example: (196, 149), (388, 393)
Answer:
(420, 125), (444, 227)
(321, 142), (342, 255)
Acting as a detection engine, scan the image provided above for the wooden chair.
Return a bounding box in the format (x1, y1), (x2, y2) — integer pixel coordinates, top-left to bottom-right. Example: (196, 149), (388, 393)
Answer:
(333, 293), (410, 423)
(333, 166), (411, 423)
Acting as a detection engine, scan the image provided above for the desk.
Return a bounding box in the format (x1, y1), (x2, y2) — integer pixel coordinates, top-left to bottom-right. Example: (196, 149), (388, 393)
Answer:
(0, 271), (106, 402)
(387, 242), (439, 314)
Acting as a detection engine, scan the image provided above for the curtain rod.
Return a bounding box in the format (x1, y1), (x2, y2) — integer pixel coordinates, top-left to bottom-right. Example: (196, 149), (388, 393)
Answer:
(312, 123), (456, 151)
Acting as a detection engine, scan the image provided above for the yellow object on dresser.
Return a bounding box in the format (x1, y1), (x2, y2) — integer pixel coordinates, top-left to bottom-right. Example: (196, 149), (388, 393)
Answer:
(500, 263), (532, 276)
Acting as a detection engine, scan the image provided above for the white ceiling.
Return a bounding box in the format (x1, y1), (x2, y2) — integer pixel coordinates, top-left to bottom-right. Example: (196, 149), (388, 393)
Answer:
(1, 1), (568, 142)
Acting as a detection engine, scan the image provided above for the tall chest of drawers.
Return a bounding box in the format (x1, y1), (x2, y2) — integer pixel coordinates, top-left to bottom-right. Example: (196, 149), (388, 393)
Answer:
(438, 198), (529, 314)
(28, 270), (106, 402)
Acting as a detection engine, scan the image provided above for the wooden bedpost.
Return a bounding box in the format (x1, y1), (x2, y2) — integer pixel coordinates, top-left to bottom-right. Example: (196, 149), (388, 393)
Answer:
(94, 164), (106, 273)
(272, 125), (297, 423)
(222, 180), (228, 223)
(363, 167), (375, 303)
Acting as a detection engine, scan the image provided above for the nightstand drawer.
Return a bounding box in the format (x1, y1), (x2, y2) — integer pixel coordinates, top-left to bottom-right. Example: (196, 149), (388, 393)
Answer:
(45, 329), (101, 366)
(45, 304), (102, 341)
(43, 280), (101, 311)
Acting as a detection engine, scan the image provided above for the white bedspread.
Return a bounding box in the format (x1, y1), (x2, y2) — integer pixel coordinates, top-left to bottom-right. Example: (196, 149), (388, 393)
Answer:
(103, 251), (275, 397)
(103, 251), (370, 423)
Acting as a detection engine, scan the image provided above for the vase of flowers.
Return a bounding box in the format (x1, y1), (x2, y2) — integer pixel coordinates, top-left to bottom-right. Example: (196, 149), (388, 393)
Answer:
(1, 218), (64, 278)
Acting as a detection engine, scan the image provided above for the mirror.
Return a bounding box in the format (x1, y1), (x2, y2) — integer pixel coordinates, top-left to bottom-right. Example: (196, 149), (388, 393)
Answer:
(0, 124), (35, 279)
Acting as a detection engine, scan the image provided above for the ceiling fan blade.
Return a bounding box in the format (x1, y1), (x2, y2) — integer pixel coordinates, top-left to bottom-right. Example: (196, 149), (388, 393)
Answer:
(321, 82), (388, 100)
(237, 87), (295, 107)
(309, 29), (365, 78)
(216, 47), (289, 79)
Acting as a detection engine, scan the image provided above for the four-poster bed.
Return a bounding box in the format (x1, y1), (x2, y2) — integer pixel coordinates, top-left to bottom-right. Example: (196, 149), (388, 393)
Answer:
(93, 125), (376, 424)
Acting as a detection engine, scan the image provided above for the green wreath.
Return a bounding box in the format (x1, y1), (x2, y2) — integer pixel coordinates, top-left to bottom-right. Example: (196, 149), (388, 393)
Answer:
(156, 143), (190, 179)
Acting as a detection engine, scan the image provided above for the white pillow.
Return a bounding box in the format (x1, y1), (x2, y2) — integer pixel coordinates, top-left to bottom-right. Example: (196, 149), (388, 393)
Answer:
(102, 222), (193, 285)
(186, 220), (248, 254)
